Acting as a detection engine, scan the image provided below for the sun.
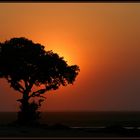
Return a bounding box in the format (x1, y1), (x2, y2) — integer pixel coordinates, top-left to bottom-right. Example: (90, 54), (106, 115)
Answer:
(54, 49), (73, 65)
(39, 37), (83, 70)
(44, 43), (74, 65)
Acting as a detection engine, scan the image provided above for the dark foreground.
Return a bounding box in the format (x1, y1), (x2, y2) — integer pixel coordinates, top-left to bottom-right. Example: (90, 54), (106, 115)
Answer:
(0, 123), (140, 138)
(1, 112), (140, 138)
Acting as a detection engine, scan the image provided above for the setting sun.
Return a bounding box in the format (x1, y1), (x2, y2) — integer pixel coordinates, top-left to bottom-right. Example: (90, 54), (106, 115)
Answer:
(45, 43), (74, 65)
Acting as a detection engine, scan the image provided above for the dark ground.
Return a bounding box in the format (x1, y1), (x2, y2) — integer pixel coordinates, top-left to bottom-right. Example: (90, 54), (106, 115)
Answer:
(0, 123), (140, 138)
(1, 112), (140, 139)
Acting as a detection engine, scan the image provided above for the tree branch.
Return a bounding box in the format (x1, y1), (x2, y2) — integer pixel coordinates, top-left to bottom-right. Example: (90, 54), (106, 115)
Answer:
(9, 80), (25, 93)
(28, 83), (59, 99)
(23, 79), (34, 94)
(29, 88), (47, 99)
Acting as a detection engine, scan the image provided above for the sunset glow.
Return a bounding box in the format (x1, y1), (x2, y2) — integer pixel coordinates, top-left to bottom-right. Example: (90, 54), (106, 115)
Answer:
(0, 3), (140, 112)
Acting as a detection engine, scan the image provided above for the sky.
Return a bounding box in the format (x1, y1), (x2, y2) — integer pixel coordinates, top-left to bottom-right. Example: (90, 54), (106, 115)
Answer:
(0, 3), (140, 112)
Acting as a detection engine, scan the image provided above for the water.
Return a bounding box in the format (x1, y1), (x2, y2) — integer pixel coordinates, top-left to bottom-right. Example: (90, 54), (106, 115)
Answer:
(40, 111), (140, 127)
(1, 111), (140, 128)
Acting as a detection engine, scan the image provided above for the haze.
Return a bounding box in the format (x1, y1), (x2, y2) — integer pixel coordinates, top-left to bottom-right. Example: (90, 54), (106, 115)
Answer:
(0, 3), (140, 112)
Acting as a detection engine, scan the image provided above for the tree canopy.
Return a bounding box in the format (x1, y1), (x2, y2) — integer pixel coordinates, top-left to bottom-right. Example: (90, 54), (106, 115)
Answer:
(0, 37), (80, 101)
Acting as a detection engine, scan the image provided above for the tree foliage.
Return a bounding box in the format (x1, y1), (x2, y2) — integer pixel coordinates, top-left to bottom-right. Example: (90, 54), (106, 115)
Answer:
(0, 37), (79, 98)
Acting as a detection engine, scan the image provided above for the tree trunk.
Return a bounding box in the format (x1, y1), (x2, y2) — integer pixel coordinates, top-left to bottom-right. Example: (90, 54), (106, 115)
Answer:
(17, 91), (30, 125)
(17, 91), (40, 125)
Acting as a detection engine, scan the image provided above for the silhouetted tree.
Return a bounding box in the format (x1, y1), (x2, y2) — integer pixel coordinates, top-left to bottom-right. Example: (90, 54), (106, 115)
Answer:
(0, 37), (80, 125)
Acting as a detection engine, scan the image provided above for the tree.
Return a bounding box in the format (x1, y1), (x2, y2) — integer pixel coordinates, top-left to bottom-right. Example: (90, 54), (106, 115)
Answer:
(0, 37), (80, 125)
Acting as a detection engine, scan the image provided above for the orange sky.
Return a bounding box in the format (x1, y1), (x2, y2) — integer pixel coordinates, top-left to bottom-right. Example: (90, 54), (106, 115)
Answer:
(0, 3), (140, 111)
